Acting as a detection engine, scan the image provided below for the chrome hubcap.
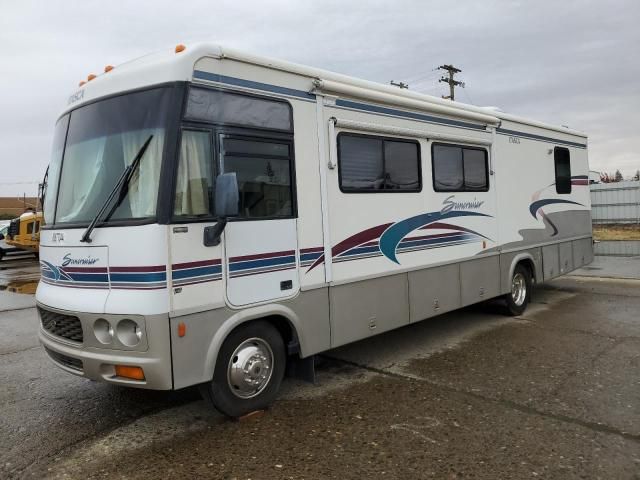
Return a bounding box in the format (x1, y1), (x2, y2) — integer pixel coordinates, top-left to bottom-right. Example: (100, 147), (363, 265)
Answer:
(511, 272), (527, 306)
(227, 338), (274, 399)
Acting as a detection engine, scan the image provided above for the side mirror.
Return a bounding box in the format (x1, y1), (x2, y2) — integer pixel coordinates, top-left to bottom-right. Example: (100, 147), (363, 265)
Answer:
(203, 173), (239, 247)
(214, 172), (239, 218)
(0, 233), (4, 241)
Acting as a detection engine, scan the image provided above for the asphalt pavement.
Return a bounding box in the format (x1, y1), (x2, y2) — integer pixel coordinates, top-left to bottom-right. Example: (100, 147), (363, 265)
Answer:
(1, 257), (639, 479)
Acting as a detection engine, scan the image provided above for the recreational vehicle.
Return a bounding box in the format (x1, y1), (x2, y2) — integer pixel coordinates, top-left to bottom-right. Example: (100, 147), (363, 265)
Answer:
(36, 44), (593, 417)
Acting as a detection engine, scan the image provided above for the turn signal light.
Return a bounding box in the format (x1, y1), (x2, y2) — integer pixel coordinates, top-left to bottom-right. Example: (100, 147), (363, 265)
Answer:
(115, 365), (145, 381)
(87, 74), (97, 81)
(104, 65), (114, 73)
(175, 44), (186, 53)
(178, 322), (186, 338)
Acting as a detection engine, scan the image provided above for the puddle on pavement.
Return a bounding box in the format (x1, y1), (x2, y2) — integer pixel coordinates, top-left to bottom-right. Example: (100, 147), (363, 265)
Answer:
(0, 280), (39, 295)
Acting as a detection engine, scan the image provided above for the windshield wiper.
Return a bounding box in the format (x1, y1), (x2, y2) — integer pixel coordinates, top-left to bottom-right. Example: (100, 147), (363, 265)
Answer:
(80, 135), (153, 243)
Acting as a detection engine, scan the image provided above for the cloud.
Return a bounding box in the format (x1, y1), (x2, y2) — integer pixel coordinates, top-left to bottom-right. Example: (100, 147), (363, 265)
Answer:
(1, 0), (639, 195)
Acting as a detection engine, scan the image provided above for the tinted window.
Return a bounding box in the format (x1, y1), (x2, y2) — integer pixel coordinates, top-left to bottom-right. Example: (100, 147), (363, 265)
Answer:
(433, 145), (463, 191)
(339, 135), (384, 190)
(338, 134), (421, 192)
(432, 144), (488, 192)
(221, 137), (294, 218)
(554, 147), (571, 194)
(463, 149), (488, 191)
(384, 141), (421, 190)
(185, 87), (292, 132)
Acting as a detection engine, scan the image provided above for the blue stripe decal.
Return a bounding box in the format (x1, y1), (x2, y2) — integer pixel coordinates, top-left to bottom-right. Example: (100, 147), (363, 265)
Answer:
(67, 273), (109, 283)
(193, 70), (316, 100)
(172, 265), (222, 280)
(497, 127), (587, 149)
(229, 255), (296, 272)
(109, 272), (167, 283)
(335, 99), (487, 131)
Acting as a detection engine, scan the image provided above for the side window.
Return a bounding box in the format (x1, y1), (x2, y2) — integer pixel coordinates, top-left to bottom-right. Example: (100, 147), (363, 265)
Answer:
(26, 222), (34, 234)
(173, 130), (214, 218)
(554, 147), (571, 194)
(432, 144), (488, 192)
(338, 133), (421, 192)
(185, 87), (292, 132)
(220, 136), (294, 219)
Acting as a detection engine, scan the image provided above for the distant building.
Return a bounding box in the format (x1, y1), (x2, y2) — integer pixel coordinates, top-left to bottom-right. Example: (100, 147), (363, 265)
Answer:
(0, 197), (39, 218)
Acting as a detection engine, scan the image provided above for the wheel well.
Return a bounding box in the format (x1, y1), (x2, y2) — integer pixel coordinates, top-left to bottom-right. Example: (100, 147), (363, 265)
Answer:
(236, 315), (299, 356)
(516, 258), (536, 283)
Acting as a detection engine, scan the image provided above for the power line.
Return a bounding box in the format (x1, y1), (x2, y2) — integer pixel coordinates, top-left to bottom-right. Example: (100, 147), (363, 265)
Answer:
(0, 181), (39, 186)
(438, 64), (465, 101)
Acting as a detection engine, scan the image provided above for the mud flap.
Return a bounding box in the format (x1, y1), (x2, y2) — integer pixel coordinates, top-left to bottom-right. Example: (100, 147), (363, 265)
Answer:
(285, 355), (316, 383)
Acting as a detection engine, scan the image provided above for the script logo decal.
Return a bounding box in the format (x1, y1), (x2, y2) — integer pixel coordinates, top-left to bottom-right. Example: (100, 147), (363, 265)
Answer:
(441, 195), (484, 214)
(61, 253), (99, 267)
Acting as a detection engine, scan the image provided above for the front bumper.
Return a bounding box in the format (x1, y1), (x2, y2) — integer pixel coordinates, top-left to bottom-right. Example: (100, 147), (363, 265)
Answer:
(37, 304), (173, 390)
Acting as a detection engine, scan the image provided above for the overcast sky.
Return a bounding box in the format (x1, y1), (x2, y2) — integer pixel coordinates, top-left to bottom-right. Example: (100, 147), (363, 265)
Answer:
(1, 0), (638, 196)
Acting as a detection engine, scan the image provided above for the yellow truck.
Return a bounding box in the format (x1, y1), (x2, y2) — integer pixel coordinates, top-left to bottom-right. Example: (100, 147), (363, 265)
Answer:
(5, 211), (42, 257)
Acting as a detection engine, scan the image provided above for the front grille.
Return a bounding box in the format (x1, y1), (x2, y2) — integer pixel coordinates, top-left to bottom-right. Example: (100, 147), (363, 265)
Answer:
(44, 347), (83, 372)
(39, 307), (83, 343)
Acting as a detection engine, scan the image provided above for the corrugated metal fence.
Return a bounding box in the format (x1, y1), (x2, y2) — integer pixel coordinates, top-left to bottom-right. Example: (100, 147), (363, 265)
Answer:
(591, 180), (640, 224)
(590, 180), (640, 256)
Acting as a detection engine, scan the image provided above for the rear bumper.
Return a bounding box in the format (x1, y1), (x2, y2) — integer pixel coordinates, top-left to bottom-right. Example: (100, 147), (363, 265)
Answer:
(37, 304), (173, 390)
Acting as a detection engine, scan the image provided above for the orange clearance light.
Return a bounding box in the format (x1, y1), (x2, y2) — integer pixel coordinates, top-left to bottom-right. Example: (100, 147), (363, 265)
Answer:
(87, 74), (97, 81)
(104, 65), (114, 73)
(79, 81), (86, 87)
(115, 365), (145, 381)
(175, 44), (186, 53)
(178, 322), (186, 338)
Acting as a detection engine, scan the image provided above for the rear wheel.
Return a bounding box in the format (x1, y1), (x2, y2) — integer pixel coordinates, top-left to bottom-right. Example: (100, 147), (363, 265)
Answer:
(504, 264), (531, 316)
(201, 321), (286, 418)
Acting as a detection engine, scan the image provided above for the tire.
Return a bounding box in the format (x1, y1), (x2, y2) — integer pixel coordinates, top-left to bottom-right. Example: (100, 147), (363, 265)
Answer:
(504, 264), (532, 316)
(0, 249), (4, 261)
(201, 321), (286, 418)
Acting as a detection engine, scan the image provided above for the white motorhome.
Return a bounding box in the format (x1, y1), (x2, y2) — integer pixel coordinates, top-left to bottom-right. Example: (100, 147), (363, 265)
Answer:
(37, 43), (593, 416)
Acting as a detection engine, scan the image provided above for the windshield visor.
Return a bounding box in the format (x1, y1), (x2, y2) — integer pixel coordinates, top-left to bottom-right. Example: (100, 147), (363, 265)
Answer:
(51, 87), (172, 226)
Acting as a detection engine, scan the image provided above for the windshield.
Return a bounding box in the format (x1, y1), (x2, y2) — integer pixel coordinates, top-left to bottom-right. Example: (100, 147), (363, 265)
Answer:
(47, 87), (173, 225)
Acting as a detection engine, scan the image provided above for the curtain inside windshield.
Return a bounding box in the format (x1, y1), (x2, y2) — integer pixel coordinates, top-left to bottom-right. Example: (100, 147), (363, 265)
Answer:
(54, 88), (171, 224)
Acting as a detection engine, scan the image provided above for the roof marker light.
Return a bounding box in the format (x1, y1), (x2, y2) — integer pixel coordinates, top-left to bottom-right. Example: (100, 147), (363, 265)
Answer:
(87, 74), (97, 81)
(79, 81), (86, 87)
(104, 65), (114, 73)
(175, 44), (186, 53)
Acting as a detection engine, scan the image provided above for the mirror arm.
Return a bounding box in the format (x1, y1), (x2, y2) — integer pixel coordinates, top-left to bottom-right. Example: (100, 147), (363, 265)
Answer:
(203, 218), (227, 247)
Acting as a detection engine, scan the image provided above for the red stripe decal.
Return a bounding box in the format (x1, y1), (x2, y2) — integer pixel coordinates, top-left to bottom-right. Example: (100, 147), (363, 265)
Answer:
(110, 265), (166, 273)
(172, 259), (222, 269)
(230, 250), (295, 263)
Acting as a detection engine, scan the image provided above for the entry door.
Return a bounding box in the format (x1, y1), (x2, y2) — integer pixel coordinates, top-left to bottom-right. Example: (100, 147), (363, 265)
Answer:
(169, 129), (225, 314)
(219, 134), (299, 307)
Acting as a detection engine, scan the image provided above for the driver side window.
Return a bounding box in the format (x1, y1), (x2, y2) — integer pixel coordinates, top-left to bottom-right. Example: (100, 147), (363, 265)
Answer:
(173, 130), (214, 219)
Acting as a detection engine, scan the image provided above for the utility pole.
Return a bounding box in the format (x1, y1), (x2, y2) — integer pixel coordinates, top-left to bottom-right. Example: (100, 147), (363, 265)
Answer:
(390, 80), (409, 89)
(438, 65), (465, 101)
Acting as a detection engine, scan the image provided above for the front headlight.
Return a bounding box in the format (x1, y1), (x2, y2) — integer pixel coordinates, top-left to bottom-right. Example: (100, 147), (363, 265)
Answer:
(116, 319), (142, 347)
(93, 318), (114, 344)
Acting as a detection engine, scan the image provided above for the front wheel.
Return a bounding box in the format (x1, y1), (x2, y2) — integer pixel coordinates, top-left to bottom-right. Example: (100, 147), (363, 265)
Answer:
(201, 321), (286, 417)
(504, 264), (531, 316)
